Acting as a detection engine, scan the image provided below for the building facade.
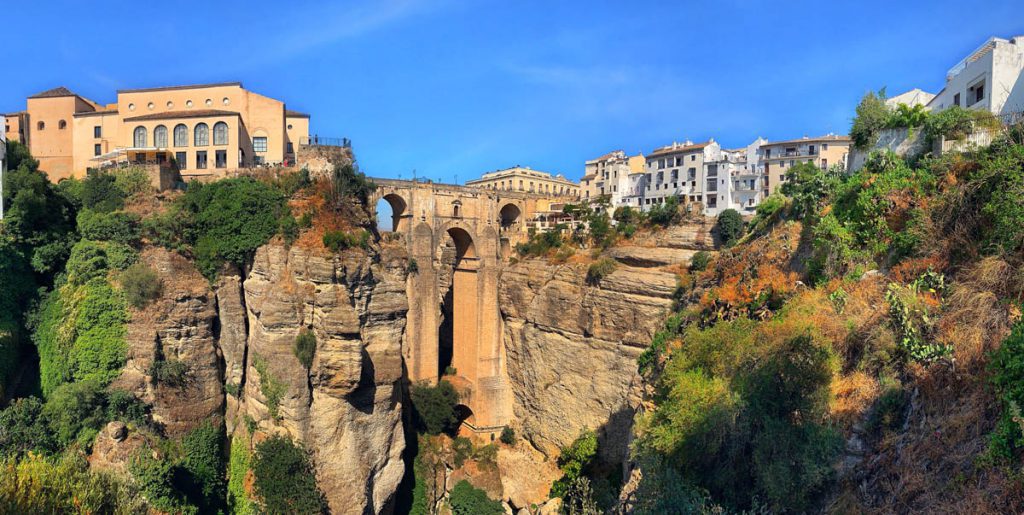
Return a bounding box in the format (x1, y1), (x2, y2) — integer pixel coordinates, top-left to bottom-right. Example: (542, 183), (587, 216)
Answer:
(465, 166), (579, 198)
(926, 35), (1024, 117)
(640, 140), (721, 210)
(580, 150), (644, 205)
(3, 82), (310, 181)
(759, 134), (850, 195)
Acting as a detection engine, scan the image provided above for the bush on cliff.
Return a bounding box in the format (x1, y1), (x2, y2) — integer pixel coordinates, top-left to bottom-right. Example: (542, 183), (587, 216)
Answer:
(448, 480), (503, 515)
(120, 262), (162, 309)
(251, 435), (327, 514)
(410, 380), (460, 435)
(715, 209), (744, 247)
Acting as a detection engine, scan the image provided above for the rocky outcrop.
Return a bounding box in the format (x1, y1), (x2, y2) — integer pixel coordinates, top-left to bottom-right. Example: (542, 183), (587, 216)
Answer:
(116, 248), (224, 437)
(236, 242), (409, 515)
(606, 246), (698, 268)
(499, 260), (675, 463)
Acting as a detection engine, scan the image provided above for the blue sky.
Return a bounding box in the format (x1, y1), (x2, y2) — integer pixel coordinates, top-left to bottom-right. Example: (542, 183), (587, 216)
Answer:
(3, 0), (1022, 184)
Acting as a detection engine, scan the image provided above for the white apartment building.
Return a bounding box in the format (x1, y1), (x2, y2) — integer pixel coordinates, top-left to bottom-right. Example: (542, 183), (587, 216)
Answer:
(925, 35), (1024, 117)
(703, 138), (768, 217)
(641, 139), (722, 210)
(581, 150), (644, 206)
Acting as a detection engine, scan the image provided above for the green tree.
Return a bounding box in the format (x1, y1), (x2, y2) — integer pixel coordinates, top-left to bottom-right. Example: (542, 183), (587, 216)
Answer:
(850, 88), (891, 149)
(715, 209), (744, 247)
(293, 329), (316, 369)
(409, 380), (460, 435)
(177, 178), (287, 278)
(0, 397), (56, 458)
(251, 435), (327, 514)
(448, 480), (503, 515)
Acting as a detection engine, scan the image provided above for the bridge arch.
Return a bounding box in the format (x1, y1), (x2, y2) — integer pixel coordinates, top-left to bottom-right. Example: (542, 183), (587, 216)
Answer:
(377, 193), (409, 232)
(499, 202), (522, 229)
(446, 226), (476, 261)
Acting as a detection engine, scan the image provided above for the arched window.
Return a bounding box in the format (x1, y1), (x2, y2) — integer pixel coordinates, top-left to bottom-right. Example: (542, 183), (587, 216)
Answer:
(58, 120), (67, 130)
(37, 121), (45, 130)
(133, 126), (147, 147)
(194, 123), (209, 146)
(153, 125), (168, 147)
(213, 122), (228, 145)
(173, 124), (188, 147)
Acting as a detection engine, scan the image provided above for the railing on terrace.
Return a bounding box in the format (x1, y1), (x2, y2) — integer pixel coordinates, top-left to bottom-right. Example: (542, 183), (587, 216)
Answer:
(299, 136), (351, 148)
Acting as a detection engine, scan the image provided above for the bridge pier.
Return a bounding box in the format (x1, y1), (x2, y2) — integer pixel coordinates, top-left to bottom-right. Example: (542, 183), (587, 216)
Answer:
(372, 178), (570, 432)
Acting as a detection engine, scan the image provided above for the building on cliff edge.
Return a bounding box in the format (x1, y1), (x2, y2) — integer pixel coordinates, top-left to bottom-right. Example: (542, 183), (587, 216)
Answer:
(3, 82), (310, 182)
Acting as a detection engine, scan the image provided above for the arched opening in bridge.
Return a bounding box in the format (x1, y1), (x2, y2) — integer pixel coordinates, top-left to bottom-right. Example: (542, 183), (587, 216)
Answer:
(376, 193), (408, 232)
(454, 404), (476, 428)
(499, 203), (521, 230)
(438, 227), (478, 379)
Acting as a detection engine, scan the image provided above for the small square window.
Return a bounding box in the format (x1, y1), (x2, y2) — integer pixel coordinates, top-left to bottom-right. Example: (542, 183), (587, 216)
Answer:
(253, 137), (268, 153)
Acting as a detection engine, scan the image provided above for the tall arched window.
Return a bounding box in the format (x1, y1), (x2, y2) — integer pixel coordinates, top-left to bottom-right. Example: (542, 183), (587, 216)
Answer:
(173, 124), (188, 147)
(213, 122), (228, 145)
(133, 126), (147, 147)
(153, 125), (168, 147)
(194, 123), (209, 146)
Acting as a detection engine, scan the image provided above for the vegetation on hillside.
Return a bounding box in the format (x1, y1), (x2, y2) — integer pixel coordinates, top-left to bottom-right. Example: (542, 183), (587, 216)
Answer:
(620, 126), (1024, 512)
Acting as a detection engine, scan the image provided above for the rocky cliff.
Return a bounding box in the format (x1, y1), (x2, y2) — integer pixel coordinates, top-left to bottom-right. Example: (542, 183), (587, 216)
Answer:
(499, 259), (676, 463)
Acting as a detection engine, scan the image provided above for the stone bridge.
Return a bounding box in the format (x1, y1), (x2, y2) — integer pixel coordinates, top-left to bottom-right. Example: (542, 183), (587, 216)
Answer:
(370, 178), (571, 432)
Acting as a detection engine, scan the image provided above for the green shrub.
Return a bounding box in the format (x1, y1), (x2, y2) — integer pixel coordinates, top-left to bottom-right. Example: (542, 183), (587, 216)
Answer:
(715, 209), (744, 247)
(251, 435), (327, 514)
(448, 480), (503, 515)
(850, 89), (892, 149)
(323, 229), (370, 252)
(886, 103), (929, 128)
(452, 436), (473, 468)
(77, 209), (142, 245)
(280, 214), (300, 246)
(180, 421), (226, 513)
(0, 397), (56, 459)
(988, 321), (1024, 461)
(104, 389), (148, 427)
(1, 452), (147, 513)
(129, 447), (196, 513)
(499, 426), (515, 445)
(111, 166), (152, 198)
(149, 359), (189, 388)
(293, 329), (316, 369)
(252, 355), (287, 421)
(924, 105), (1000, 142)
(324, 161), (376, 208)
(586, 258), (617, 286)
(748, 194), (786, 234)
(690, 251), (711, 272)
(867, 387), (908, 434)
(647, 195), (681, 227)
(81, 171), (126, 213)
(409, 380), (459, 435)
(120, 262), (162, 309)
(41, 380), (108, 449)
(227, 436), (255, 515)
(179, 178), (287, 278)
(551, 430), (598, 498)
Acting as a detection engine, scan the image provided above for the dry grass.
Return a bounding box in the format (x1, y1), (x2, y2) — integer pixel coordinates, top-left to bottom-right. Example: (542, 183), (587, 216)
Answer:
(830, 371), (880, 431)
(939, 256), (1023, 370)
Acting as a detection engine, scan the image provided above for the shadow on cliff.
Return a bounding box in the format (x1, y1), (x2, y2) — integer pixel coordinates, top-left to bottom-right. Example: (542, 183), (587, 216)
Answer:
(344, 346), (378, 415)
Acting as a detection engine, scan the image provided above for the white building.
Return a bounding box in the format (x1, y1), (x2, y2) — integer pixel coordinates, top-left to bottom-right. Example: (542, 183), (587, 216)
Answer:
(581, 150), (644, 207)
(641, 139), (722, 211)
(703, 138), (768, 217)
(926, 35), (1024, 117)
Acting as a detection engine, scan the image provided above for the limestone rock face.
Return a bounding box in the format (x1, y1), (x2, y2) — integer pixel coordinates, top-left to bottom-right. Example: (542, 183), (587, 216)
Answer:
(116, 248), (224, 437)
(606, 245), (698, 267)
(499, 260), (674, 462)
(237, 242), (409, 515)
(89, 422), (148, 475)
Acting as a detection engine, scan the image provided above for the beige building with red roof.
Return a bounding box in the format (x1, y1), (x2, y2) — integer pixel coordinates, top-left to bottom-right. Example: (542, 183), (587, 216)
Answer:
(4, 82), (310, 181)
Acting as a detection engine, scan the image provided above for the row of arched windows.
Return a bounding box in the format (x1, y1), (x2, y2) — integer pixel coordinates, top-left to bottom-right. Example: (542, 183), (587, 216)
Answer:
(133, 122), (228, 148)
